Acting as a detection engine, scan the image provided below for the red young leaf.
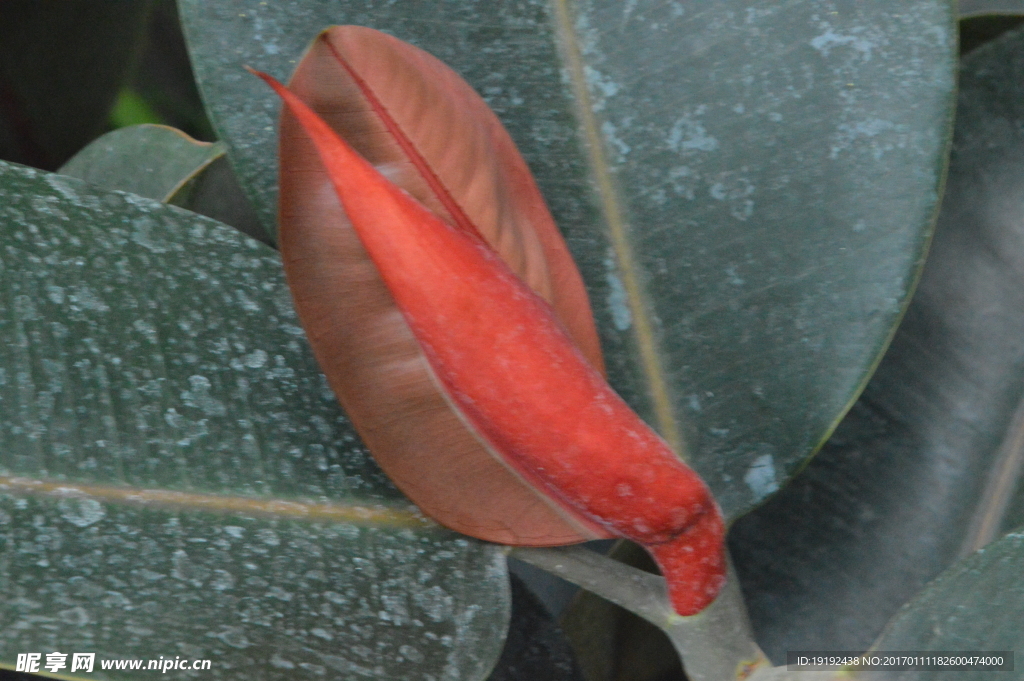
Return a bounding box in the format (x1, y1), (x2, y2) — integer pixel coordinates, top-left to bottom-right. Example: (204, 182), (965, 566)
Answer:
(255, 64), (725, 615)
(254, 30), (726, 614)
(277, 26), (608, 545)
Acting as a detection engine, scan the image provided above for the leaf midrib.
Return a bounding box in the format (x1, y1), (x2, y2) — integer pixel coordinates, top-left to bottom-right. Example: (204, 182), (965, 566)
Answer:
(551, 0), (684, 457)
(0, 475), (432, 528)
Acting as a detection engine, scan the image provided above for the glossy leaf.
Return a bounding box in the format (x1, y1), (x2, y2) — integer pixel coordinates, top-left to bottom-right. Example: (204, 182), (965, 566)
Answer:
(59, 124), (222, 201)
(860, 531), (1024, 681)
(0, 161), (509, 680)
(276, 28), (607, 545)
(730, 22), (1024, 662)
(960, 0), (1024, 17)
(167, 154), (268, 245)
(180, 0), (956, 520)
(58, 123), (269, 245)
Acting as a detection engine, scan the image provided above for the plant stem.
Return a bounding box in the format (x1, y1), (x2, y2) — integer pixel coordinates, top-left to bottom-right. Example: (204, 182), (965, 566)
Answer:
(509, 544), (771, 680)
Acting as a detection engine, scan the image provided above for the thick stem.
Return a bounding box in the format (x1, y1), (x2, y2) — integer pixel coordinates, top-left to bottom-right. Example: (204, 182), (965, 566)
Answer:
(509, 544), (771, 680)
(662, 555), (771, 680)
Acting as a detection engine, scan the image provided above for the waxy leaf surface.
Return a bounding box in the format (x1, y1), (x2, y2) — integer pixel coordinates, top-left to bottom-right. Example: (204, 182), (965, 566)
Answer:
(181, 0), (957, 520)
(730, 23), (1024, 662)
(59, 124), (222, 201)
(861, 531), (1024, 681)
(58, 124), (269, 245)
(277, 27), (608, 545)
(0, 161), (509, 681)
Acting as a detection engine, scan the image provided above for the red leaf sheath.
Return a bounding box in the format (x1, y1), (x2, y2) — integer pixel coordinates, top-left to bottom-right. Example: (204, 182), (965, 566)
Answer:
(279, 26), (609, 545)
(254, 69), (726, 615)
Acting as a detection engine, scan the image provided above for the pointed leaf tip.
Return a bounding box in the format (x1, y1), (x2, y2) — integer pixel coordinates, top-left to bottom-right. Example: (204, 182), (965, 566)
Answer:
(255, 34), (724, 613)
(271, 30), (613, 546)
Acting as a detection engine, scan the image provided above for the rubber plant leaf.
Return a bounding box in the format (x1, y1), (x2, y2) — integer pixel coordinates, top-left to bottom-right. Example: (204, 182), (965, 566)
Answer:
(276, 26), (609, 547)
(256, 27), (726, 614)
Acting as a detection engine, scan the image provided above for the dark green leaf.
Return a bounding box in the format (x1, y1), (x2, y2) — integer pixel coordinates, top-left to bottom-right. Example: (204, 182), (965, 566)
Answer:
(960, 0), (1024, 17)
(59, 124), (221, 201)
(59, 124), (268, 245)
(167, 155), (269, 246)
(861, 531), (1024, 681)
(0, 161), (509, 680)
(179, 0), (956, 520)
(731, 22), (1024, 662)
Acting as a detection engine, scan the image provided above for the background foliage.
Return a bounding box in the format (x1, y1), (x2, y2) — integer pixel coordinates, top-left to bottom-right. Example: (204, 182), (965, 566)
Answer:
(2, 2), (1024, 680)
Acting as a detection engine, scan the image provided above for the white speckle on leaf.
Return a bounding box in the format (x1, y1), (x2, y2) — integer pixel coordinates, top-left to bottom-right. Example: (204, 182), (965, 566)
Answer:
(44, 174), (81, 203)
(31, 195), (68, 221)
(181, 375), (226, 416)
(604, 253), (632, 331)
(323, 591), (348, 605)
(58, 498), (105, 527)
(708, 172), (756, 220)
(810, 29), (875, 60)
(68, 283), (109, 312)
(414, 585), (453, 623)
(745, 453), (780, 501)
(210, 569), (235, 591)
(256, 528), (280, 546)
(601, 120), (630, 160)
(171, 549), (211, 587)
(668, 107), (718, 153)
(267, 586), (293, 601)
(132, 319), (158, 343)
(244, 349), (267, 368)
(130, 216), (168, 253)
(214, 626), (251, 649)
(164, 407), (182, 428)
(59, 606), (90, 626)
(830, 118), (902, 160)
(235, 290), (261, 313)
(668, 166), (698, 200)
(583, 65), (620, 112)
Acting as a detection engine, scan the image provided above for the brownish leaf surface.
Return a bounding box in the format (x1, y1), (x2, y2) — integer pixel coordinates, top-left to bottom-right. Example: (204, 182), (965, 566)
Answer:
(278, 26), (609, 544)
